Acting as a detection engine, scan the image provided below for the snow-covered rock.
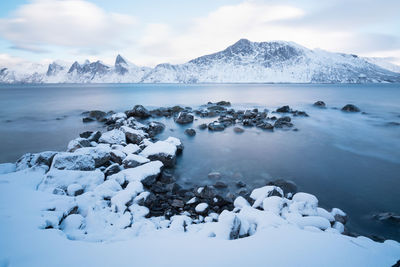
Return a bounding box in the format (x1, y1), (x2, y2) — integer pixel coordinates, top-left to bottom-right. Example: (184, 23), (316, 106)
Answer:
(99, 129), (126, 145)
(140, 140), (178, 167)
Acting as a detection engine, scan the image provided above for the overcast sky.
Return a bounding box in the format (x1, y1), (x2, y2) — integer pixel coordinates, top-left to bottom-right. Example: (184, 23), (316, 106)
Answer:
(0, 0), (399, 67)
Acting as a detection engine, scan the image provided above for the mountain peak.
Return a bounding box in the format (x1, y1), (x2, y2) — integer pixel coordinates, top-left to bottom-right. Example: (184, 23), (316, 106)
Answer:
(115, 54), (127, 65)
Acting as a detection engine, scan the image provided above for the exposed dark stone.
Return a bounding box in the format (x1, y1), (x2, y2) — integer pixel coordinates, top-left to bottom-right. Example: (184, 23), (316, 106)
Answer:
(148, 154), (176, 168)
(147, 121), (165, 137)
(341, 104), (360, 112)
(175, 112), (194, 124)
(267, 179), (297, 196)
(214, 181), (228, 189)
(198, 123), (208, 130)
(233, 127), (244, 133)
(104, 163), (120, 177)
(256, 122), (274, 130)
(276, 105), (291, 113)
(184, 128), (196, 136)
(334, 213), (348, 225)
(208, 122), (225, 131)
(236, 181), (246, 188)
(80, 131), (93, 139)
(82, 117), (95, 123)
(126, 105), (151, 118)
(171, 199), (185, 208)
(195, 186), (216, 200)
(89, 131), (101, 142)
(160, 169), (176, 183)
(274, 116), (293, 128)
(313, 101), (326, 108)
(372, 212), (400, 224)
(110, 151), (125, 165)
(292, 111), (309, 117)
(216, 101), (231, 106)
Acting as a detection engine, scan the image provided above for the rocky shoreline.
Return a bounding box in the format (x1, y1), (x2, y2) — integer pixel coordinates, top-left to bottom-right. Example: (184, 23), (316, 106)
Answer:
(3, 100), (398, 243)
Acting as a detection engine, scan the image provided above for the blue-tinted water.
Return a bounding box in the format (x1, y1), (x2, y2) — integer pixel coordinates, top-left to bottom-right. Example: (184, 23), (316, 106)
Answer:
(0, 83), (399, 241)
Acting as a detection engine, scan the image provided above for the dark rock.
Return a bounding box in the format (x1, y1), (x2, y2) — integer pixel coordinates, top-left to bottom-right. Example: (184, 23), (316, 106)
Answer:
(207, 105), (227, 112)
(147, 121), (165, 137)
(82, 117), (95, 123)
(126, 105), (151, 119)
(214, 181), (228, 189)
(341, 104), (360, 112)
(110, 150), (125, 165)
(267, 179), (297, 196)
(88, 131), (101, 142)
(175, 112), (194, 124)
(160, 169), (176, 183)
(292, 111), (309, 117)
(80, 131), (93, 139)
(233, 127), (244, 133)
(334, 213), (348, 225)
(256, 122), (274, 130)
(171, 199), (185, 208)
(372, 212), (400, 224)
(148, 154), (176, 168)
(88, 110), (107, 121)
(142, 175), (158, 187)
(184, 128), (196, 136)
(313, 101), (326, 108)
(274, 116), (293, 128)
(236, 181), (246, 188)
(196, 186), (216, 200)
(104, 163), (120, 177)
(216, 101), (231, 106)
(208, 122), (225, 131)
(276, 105), (291, 113)
(198, 123), (207, 130)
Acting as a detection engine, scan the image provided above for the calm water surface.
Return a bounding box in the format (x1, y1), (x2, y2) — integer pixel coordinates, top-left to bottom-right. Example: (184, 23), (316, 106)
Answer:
(0, 83), (399, 241)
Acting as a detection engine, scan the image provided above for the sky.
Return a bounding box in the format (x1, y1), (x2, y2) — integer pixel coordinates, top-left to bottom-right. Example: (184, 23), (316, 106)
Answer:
(0, 0), (399, 67)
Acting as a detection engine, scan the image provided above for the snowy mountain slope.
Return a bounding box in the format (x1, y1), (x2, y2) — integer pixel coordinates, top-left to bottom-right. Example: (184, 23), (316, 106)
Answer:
(1, 39), (400, 83)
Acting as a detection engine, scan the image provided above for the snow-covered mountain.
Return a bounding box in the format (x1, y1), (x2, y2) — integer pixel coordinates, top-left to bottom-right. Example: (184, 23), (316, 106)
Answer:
(1, 39), (400, 83)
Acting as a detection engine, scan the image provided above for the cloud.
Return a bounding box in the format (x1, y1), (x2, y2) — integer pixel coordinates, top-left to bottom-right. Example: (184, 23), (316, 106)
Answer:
(133, 0), (400, 66)
(137, 1), (305, 65)
(0, 0), (136, 53)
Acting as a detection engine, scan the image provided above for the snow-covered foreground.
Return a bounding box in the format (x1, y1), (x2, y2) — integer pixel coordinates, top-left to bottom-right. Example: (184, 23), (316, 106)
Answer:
(0, 166), (399, 266)
(0, 108), (399, 267)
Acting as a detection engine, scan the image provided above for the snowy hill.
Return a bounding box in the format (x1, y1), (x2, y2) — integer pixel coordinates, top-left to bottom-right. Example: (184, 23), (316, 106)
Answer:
(1, 39), (400, 84)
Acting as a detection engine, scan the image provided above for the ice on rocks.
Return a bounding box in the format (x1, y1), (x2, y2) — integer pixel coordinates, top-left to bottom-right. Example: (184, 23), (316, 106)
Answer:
(233, 196), (250, 210)
(111, 181), (143, 212)
(120, 126), (148, 144)
(140, 140), (177, 156)
(122, 143), (141, 155)
(122, 154), (150, 168)
(38, 169), (104, 194)
(67, 183), (84, 196)
(99, 129), (126, 145)
(67, 137), (91, 152)
(250, 186), (283, 208)
(213, 210), (241, 240)
(333, 221), (345, 233)
(108, 161), (163, 185)
(262, 196), (285, 215)
(51, 152), (95, 171)
(93, 179), (122, 199)
(317, 207), (335, 222)
(290, 192), (319, 216)
(16, 151), (57, 171)
(288, 215), (331, 231)
(195, 203), (208, 213)
(169, 215), (192, 232)
(128, 204), (149, 220)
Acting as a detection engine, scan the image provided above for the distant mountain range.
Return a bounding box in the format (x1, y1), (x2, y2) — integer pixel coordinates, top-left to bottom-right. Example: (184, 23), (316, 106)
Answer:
(1, 39), (400, 84)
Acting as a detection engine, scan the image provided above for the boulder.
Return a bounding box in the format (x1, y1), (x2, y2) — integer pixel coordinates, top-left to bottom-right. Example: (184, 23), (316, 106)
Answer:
(104, 163), (121, 177)
(342, 104), (360, 112)
(122, 154), (150, 168)
(208, 122), (225, 131)
(276, 105), (291, 113)
(267, 179), (297, 196)
(313, 101), (326, 108)
(147, 121), (165, 137)
(175, 112), (194, 124)
(140, 141), (177, 167)
(184, 128), (196, 136)
(120, 126), (147, 144)
(198, 123), (208, 130)
(99, 129), (126, 145)
(51, 153), (95, 171)
(126, 105), (151, 119)
(67, 138), (91, 152)
(233, 127), (244, 133)
(274, 116), (293, 128)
